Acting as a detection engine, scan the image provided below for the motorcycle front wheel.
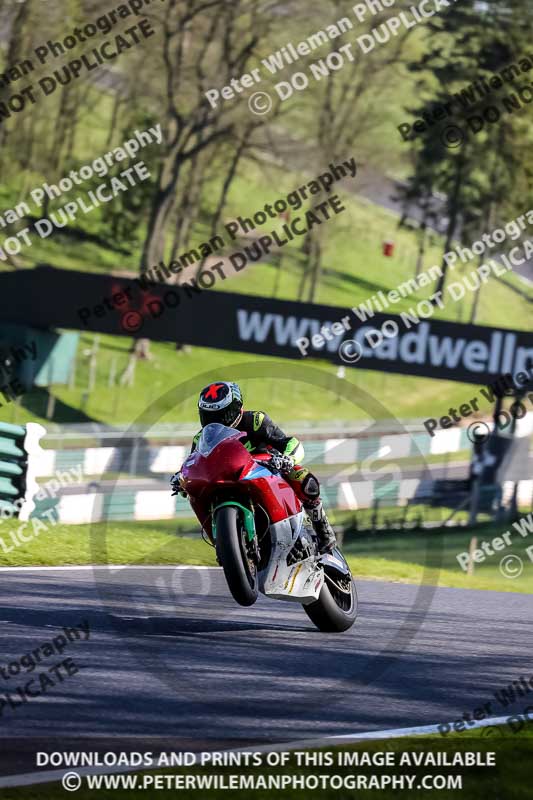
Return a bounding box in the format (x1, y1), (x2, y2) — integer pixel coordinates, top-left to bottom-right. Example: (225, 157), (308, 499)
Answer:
(215, 505), (258, 607)
(303, 561), (357, 632)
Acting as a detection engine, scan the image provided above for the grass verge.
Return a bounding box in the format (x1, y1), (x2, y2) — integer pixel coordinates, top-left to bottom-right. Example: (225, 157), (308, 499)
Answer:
(1, 521), (531, 594)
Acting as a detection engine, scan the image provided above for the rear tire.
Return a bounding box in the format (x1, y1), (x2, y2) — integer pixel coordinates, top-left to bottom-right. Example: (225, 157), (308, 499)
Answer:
(303, 573), (357, 632)
(215, 505), (258, 607)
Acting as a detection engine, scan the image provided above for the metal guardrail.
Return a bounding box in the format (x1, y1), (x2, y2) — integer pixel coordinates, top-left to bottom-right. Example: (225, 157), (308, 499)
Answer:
(41, 419), (440, 446)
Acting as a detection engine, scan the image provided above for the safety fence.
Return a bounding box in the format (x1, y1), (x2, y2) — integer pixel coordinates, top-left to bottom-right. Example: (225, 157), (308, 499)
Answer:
(49, 477), (533, 527)
(26, 418), (532, 526)
(35, 422), (477, 478)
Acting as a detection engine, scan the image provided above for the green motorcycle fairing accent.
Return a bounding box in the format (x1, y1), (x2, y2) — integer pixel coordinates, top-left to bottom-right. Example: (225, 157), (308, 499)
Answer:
(212, 501), (256, 541)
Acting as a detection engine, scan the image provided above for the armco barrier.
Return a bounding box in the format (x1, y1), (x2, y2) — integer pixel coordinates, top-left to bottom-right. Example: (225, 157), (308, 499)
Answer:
(33, 425), (479, 479)
(0, 421), (46, 520)
(25, 421), (532, 525)
(37, 478), (533, 525)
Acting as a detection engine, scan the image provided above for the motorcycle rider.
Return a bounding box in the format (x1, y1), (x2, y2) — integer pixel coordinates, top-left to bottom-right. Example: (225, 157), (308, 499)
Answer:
(171, 381), (337, 553)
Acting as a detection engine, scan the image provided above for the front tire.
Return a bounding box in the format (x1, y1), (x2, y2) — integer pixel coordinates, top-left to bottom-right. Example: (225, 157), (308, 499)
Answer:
(303, 570), (357, 632)
(215, 505), (258, 607)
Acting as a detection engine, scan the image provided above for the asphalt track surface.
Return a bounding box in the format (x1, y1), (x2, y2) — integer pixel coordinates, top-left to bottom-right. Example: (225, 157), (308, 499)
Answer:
(1, 565), (532, 779)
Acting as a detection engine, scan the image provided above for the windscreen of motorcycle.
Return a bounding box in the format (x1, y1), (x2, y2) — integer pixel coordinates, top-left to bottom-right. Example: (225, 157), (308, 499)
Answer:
(196, 422), (245, 456)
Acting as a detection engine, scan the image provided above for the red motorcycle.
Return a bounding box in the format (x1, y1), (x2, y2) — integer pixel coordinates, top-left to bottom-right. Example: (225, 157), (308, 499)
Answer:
(179, 423), (357, 633)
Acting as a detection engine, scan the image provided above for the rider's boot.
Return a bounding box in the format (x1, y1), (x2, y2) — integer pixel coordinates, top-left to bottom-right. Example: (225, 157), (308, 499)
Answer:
(308, 501), (337, 554)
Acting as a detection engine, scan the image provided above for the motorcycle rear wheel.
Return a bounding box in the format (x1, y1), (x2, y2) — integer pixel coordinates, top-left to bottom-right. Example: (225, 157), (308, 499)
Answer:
(215, 505), (258, 607)
(303, 569), (357, 632)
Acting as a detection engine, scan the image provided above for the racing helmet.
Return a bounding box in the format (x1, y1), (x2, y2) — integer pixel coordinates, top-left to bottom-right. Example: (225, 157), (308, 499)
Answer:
(198, 382), (243, 428)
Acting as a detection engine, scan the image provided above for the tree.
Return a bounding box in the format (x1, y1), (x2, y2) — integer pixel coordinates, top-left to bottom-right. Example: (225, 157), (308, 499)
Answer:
(140, 0), (279, 273)
(398, 0), (533, 295)
(269, 0), (421, 302)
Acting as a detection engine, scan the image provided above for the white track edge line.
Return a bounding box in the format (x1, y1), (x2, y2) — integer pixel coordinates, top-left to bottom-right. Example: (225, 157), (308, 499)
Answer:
(0, 565), (221, 572)
(0, 716), (514, 789)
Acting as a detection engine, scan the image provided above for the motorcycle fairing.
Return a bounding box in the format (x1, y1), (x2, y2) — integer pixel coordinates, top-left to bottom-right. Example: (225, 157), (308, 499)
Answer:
(182, 422), (326, 604)
(242, 465), (273, 480)
(184, 435), (301, 535)
(318, 549), (352, 576)
(259, 510), (324, 605)
(196, 423), (245, 455)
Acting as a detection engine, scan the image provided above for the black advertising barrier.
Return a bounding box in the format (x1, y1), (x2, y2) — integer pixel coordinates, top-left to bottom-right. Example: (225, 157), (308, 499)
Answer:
(1, 265), (532, 386)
